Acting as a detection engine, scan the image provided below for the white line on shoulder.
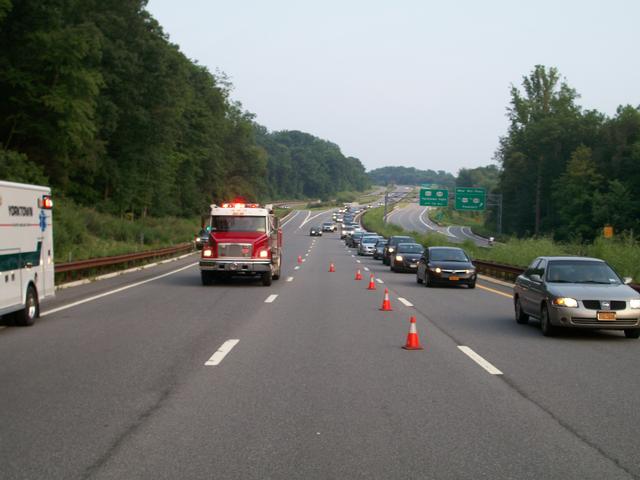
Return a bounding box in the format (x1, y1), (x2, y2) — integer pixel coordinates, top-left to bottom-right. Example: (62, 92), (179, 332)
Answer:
(42, 262), (198, 317)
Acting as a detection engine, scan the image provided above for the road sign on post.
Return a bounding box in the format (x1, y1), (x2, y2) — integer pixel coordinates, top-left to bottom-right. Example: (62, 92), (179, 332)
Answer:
(419, 188), (448, 207)
(455, 187), (486, 211)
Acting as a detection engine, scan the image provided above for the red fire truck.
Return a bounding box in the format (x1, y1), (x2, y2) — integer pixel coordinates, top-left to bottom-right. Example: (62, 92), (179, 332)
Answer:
(199, 201), (282, 286)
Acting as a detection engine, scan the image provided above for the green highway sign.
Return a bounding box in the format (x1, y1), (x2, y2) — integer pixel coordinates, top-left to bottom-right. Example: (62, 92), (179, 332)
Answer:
(419, 188), (448, 207)
(455, 187), (486, 211)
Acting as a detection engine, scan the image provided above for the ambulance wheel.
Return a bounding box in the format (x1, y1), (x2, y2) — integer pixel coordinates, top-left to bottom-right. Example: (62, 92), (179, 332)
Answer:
(16, 285), (38, 326)
(262, 271), (273, 286)
(201, 271), (214, 286)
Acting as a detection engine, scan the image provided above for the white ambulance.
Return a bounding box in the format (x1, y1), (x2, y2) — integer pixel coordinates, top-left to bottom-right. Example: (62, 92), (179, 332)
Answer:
(0, 180), (55, 325)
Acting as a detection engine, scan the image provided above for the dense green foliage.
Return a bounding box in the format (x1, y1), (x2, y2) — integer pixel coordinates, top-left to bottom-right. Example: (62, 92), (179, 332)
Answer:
(496, 65), (640, 240)
(368, 166), (455, 188)
(256, 128), (370, 201)
(0, 0), (368, 219)
(456, 164), (499, 191)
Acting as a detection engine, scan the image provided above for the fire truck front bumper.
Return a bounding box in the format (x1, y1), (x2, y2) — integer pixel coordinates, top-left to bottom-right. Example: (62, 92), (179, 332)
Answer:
(199, 259), (272, 273)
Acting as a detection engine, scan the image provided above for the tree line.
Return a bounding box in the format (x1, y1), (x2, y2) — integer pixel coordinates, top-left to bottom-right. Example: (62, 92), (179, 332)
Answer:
(495, 65), (640, 240)
(367, 166), (455, 188)
(0, 0), (369, 217)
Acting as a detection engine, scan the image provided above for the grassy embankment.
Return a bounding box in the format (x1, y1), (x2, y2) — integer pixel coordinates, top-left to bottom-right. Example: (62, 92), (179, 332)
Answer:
(54, 198), (199, 263)
(363, 206), (640, 282)
(54, 199), (299, 264)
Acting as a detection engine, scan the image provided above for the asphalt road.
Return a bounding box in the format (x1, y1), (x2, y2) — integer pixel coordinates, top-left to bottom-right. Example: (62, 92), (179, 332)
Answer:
(388, 203), (491, 246)
(1, 209), (639, 479)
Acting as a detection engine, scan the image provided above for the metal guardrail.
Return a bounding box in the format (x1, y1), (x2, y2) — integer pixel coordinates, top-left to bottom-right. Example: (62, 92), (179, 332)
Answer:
(473, 259), (640, 293)
(55, 243), (193, 274)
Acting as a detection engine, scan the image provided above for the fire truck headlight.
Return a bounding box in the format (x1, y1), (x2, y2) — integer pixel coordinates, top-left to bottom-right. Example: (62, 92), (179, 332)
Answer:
(258, 249), (269, 259)
(203, 249), (213, 258)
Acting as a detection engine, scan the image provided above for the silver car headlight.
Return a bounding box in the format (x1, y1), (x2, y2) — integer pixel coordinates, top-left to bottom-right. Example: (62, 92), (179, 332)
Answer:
(630, 299), (640, 309)
(552, 297), (578, 308)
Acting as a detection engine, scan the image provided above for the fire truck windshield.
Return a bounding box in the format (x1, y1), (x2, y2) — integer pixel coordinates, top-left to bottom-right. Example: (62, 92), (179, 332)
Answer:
(210, 216), (267, 232)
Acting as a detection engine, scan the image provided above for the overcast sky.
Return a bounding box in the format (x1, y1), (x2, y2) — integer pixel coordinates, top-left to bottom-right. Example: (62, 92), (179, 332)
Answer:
(146, 0), (639, 174)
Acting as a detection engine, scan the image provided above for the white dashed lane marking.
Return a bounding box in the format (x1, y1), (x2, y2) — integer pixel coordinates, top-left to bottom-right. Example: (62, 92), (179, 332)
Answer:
(294, 266), (300, 270)
(264, 294), (278, 303)
(376, 278), (384, 284)
(356, 260), (361, 263)
(205, 339), (239, 366)
(286, 277), (294, 282)
(398, 297), (414, 307)
(458, 346), (503, 375)
(364, 267), (370, 271)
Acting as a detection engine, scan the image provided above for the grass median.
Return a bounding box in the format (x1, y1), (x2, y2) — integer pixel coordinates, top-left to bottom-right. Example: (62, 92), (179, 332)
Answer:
(363, 206), (640, 282)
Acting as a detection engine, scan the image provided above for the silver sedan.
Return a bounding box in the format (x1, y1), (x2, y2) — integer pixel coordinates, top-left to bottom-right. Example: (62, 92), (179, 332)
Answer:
(513, 256), (640, 338)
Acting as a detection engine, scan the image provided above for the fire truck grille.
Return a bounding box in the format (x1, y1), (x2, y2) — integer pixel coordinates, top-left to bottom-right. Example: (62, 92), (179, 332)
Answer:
(218, 243), (252, 258)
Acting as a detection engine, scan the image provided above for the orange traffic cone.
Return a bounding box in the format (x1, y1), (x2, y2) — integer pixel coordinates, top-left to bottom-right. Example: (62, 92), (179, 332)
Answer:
(402, 316), (423, 350)
(380, 288), (393, 311)
(367, 274), (376, 290)
(329, 263), (335, 272)
(355, 269), (363, 280)
(297, 255), (302, 264)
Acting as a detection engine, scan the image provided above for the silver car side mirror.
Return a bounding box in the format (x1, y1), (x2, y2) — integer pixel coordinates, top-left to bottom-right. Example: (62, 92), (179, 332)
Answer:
(529, 274), (542, 283)
(623, 277), (633, 285)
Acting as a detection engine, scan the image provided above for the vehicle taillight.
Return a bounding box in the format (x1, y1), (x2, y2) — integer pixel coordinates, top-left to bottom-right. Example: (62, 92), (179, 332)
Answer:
(39, 195), (53, 209)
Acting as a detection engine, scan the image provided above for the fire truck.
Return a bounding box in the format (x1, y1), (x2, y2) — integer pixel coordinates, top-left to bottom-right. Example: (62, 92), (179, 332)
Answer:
(199, 201), (282, 286)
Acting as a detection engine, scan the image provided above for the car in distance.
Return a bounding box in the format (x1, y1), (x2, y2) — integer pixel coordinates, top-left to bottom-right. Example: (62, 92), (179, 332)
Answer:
(322, 222), (336, 232)
(513, 256), (640, 338)
(391, 243), (424, 272)
(416, 246), (476, 288)
(309, 226), (322, 236)
(358, 235), (381, 256)
(373, 238), (388, 260)
(382, 235), (415, 265)
(347, 231), (365, 248)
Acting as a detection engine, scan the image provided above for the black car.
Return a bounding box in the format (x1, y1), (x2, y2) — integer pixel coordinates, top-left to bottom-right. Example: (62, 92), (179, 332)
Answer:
(390, 243), (424, 272)
(309, 226), (323, 236)
(382, 235), (415, 265)
(347, 231), (365, 248)
(373, 238), (388, 260)
(416, 246), (477, 288)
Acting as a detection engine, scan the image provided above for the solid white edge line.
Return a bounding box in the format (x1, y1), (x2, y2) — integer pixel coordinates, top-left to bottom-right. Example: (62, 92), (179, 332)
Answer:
(286, 277), (294, 282)
(41, 263), (198, 317)
(297, 210), (312, 229)
(458, 346), (503, 375)
(281, 210), (300, 227)
(376, 278), (384, 284)
(205, 339), (240, 366)
(264, 294), (278, 303)
(398, 297), (414, 307)
(294, 266), (300, 270)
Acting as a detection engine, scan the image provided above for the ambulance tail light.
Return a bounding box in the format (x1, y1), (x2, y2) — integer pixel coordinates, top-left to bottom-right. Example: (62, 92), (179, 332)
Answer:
(39, 195), (53, 209)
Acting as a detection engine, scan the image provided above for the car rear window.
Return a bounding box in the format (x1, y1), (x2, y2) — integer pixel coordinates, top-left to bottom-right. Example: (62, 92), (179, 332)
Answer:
(398, 243), (423, 253)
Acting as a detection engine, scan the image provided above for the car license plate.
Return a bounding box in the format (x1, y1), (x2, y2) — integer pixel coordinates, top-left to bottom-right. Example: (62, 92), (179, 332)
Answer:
(410, 264), (417, 268)
(597, 311), (616, 321)
(449, 276), (459, 281)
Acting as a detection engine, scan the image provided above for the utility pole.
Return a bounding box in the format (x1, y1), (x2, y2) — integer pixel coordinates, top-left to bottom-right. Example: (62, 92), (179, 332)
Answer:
(383, 192), (389, 224)
(487, 193), (503, 235)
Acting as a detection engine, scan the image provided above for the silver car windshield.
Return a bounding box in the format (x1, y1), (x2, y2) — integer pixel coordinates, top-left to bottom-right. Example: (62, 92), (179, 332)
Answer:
(546, 260), (621, 284)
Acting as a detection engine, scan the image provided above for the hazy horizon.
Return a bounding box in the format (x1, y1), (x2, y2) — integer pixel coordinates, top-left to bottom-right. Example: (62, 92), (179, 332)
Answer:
(147, 0), (640, 174)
